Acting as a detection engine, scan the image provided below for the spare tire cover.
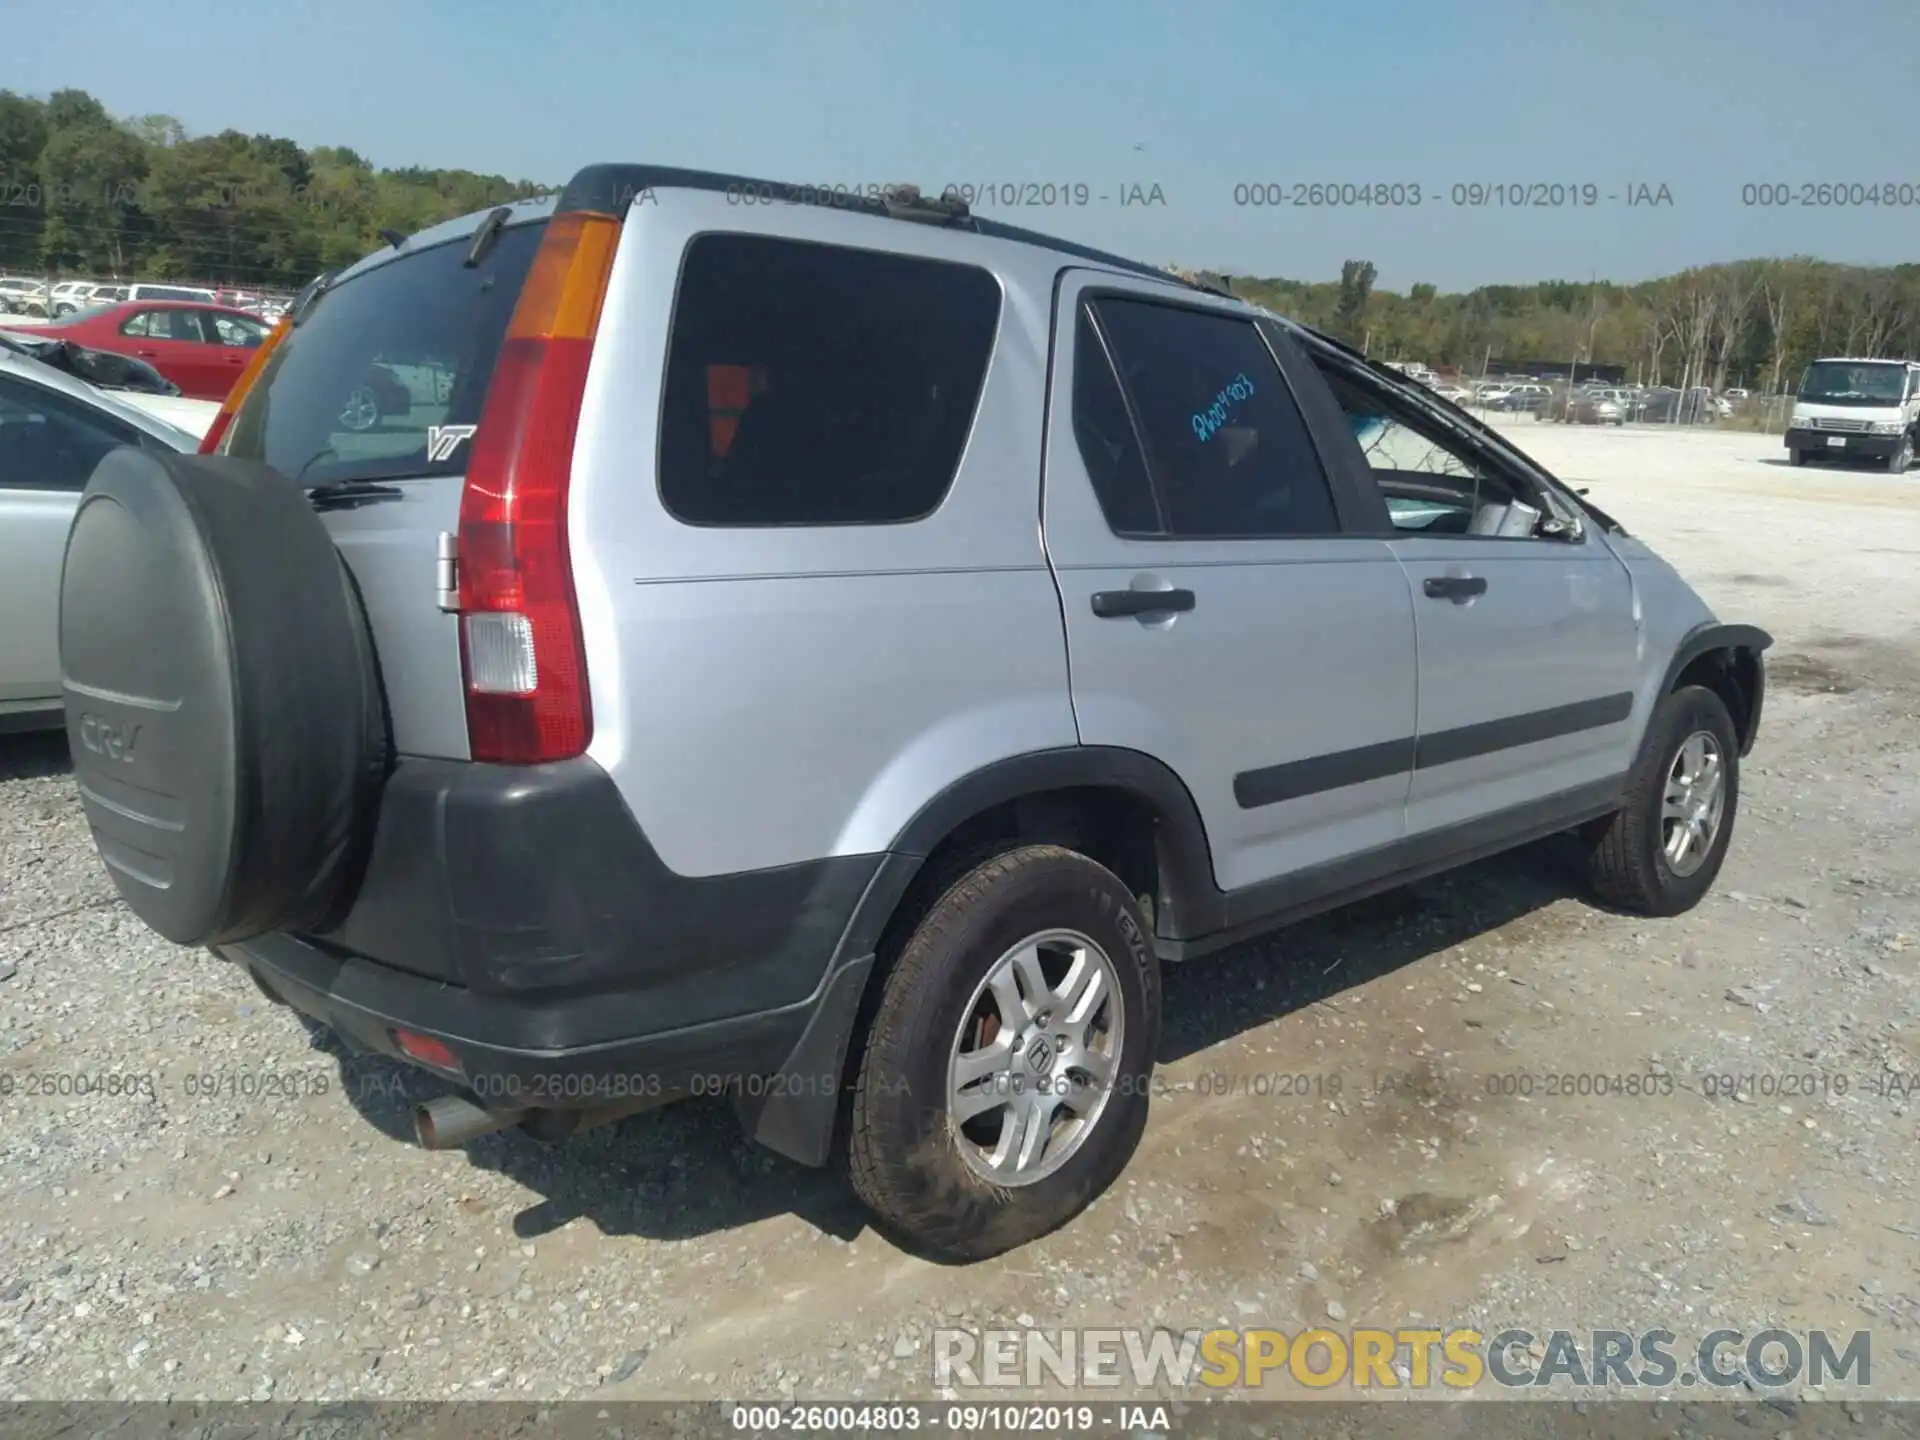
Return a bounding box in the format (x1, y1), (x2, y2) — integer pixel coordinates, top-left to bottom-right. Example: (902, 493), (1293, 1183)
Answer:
(60, 448), (387, 946)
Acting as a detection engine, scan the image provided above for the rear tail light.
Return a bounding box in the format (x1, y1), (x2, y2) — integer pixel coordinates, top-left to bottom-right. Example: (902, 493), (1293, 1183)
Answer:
(199, 315), (290, 454)
(457, 210), (619, 764)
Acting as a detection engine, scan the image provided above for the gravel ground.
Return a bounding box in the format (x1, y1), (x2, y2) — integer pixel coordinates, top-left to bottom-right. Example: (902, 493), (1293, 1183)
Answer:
(1, 420), (1917, 1415)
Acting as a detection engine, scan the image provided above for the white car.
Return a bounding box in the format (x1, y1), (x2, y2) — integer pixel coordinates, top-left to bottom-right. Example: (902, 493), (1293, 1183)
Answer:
(0, 348), (212, 732)
(50, 281), (127, 316)
(0, 278), (50, 318)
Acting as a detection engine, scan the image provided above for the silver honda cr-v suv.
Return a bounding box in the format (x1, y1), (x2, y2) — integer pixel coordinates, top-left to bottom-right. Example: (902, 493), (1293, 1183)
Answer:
(57, 164), (1769, 1260)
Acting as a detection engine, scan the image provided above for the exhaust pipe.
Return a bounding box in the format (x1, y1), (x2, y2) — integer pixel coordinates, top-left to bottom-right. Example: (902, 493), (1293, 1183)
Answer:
(414, 1094), (526, 1150)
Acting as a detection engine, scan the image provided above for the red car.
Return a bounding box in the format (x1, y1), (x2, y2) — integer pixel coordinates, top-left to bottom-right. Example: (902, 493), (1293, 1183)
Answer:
(7, 300), (274, 400)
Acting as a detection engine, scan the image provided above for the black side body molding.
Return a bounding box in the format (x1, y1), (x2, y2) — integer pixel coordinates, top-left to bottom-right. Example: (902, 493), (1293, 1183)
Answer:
(1232, 692), (1635, 811)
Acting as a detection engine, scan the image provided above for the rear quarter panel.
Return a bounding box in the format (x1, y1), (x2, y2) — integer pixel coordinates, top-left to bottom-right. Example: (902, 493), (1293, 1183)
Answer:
(567, 192), (1081, 878)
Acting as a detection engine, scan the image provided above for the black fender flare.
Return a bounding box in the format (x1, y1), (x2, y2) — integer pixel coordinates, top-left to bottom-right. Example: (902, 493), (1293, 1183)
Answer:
(1658, 621), (1773, 756)
(738, 746), (1224, 1167)
(888, 745), (1223, 935)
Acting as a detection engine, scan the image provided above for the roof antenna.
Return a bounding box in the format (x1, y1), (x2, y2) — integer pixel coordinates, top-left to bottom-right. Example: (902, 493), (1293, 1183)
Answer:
(378, 228), (406, 249)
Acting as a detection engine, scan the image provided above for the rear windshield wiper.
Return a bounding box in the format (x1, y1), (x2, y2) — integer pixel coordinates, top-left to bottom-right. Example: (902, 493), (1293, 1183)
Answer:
(465, 207), (514, 268)
(308, 479), (404, 510)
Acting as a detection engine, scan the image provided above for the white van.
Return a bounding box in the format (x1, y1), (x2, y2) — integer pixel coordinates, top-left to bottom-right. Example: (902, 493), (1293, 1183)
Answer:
(1787, 357), (1920, 473)
(123, 282), (218, 304)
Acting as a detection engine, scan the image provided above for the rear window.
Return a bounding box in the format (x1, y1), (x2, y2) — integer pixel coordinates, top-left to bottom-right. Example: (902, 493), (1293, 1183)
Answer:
(223, 222), (542, 486)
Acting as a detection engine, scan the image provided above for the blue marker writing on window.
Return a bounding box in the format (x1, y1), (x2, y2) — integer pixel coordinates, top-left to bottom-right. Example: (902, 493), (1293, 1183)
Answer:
(1191, 372), (1256, 443)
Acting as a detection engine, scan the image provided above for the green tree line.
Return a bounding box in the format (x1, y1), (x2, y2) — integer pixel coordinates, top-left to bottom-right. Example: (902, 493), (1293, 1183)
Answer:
(0, 88), (547, 289)
(3, 87), (1915, 390)
(1181, 256), (1920, 394)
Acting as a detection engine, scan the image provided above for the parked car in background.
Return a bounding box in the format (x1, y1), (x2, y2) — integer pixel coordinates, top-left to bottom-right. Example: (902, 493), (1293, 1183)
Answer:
(0, 328), (178, 396)
(0, 279), (50, 317)
(1785, 357), (1919, 473)
(0, 346), (206, 732)
(5, 300), (273, 399)
(60, 282), (128, 314)
(1635, 387), (1721, 424)
(1543, 389), (1626, 425)
(49, 281), (97, 315)
(124, 282), (219, 304)
(1492, 388), (1549, 413)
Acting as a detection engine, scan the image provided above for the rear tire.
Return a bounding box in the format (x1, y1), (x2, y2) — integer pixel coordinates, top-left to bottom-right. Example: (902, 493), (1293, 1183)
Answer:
(1582, 685), (1740, 917)
(848, 845), (1159, 1261)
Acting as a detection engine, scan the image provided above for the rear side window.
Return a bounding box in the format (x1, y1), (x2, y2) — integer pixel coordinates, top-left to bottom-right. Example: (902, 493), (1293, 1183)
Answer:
(1090, 297), (1339, 539)
(658, 234), (1002, 527)
(222, 222), (543, 486)
(0, 375), (139, 492)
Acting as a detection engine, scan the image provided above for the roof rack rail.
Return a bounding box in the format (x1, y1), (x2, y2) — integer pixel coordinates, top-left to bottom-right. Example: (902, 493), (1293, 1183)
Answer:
(553, 164), (1184, 286)
(1163, 265), (1237, 298)
(878, 184), (974, 227)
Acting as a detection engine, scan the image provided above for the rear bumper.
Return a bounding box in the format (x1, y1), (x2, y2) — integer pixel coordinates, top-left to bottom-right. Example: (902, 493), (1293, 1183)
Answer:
(217, 755), (916, 1164)
(1786, 427), (1902, 459)
(225, 929), (871, 1124)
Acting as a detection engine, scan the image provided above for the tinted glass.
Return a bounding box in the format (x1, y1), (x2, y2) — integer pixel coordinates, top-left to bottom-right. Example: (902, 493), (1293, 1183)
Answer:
(0, 376), (138, 491)
(1071, 305), (1160, 534)
(1090, 298), (1339, 538)
(658, 234), (1001, 526)
(222, 221), (542, 486)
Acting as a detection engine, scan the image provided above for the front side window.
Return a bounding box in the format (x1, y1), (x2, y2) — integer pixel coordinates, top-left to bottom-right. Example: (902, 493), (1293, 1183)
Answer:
(1087, 297), (1339, 539)
(1310, 357), (1549, 536)
(658, 234), (1002, 527)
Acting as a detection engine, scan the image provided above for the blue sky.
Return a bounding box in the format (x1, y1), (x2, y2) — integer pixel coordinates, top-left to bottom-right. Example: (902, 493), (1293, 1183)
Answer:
(7, 0), (1918, 290)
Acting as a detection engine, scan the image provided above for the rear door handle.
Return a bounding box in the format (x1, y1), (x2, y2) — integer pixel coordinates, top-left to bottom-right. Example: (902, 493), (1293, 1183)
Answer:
(1091, 588), (1196, 619)
(1423, 575), (1488, 602)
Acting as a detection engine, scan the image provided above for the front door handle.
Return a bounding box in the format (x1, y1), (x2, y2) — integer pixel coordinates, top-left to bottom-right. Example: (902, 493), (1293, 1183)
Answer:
(1423, 575), (1488, 602)
(1092, 588), (1196, 619)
